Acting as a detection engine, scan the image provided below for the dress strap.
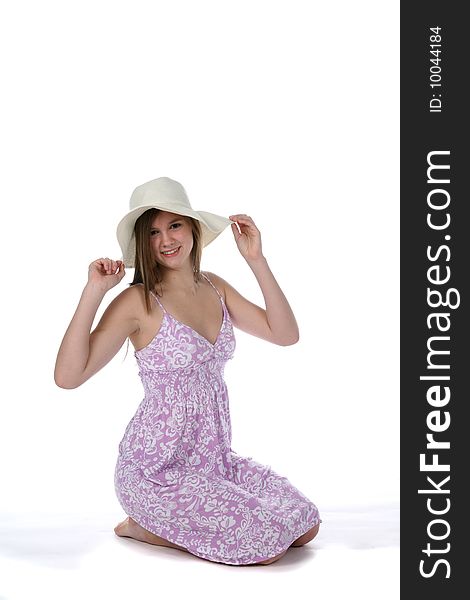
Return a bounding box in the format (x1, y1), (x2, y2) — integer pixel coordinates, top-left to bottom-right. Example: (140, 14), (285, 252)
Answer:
(149, 289), (167, 313)
(201, 272), (223, 301)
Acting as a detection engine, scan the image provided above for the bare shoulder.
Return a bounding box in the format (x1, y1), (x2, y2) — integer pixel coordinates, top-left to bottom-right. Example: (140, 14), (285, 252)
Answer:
(109, 282), (144, 311)
(123, 282), (150, 306)
(202, 271), (228, 302)
(203, 271), (245, 301)
(96, 283), (149, 333)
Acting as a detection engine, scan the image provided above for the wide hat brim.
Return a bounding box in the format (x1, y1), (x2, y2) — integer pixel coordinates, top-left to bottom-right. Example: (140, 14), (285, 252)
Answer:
(116, 178), (231, 268)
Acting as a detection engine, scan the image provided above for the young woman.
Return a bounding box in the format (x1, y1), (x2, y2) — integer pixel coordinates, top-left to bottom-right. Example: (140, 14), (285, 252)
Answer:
(54, 177), (320, 566)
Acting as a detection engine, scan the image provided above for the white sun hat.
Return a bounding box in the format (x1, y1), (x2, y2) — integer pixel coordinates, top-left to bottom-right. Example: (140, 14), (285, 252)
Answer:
(116, 177), (232, 268)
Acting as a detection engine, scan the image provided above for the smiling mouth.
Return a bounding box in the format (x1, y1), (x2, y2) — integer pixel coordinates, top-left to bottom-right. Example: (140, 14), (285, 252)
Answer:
(161, 247), (181, 256)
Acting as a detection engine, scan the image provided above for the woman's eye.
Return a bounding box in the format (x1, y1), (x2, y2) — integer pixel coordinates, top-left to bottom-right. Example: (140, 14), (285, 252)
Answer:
(151, 222), (181, 235)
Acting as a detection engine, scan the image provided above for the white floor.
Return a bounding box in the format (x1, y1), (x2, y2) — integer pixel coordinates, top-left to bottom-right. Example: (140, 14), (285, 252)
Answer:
(0, 503), (399, 600)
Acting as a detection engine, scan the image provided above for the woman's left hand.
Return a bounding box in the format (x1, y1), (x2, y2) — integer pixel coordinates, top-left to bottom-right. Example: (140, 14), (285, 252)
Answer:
(229, 214), (264, 263)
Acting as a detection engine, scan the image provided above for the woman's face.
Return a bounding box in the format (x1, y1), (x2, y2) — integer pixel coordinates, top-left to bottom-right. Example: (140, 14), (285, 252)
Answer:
(150, 211), (194, 269)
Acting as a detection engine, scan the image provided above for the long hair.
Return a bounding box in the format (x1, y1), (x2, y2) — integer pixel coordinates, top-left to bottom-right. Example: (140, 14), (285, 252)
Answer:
(122, 209), (203, 359)
(130, 208), (203, 309)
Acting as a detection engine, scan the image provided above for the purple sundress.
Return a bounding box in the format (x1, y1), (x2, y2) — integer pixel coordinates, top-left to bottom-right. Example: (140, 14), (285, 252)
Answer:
(114, 272), (320, 565)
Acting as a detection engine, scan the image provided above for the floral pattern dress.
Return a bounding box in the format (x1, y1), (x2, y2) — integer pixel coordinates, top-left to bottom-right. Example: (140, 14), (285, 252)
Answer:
(114, 272), (320, 565)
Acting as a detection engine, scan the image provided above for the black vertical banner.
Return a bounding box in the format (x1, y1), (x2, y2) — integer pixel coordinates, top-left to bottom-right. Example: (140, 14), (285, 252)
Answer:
(401, 2), (468, 597)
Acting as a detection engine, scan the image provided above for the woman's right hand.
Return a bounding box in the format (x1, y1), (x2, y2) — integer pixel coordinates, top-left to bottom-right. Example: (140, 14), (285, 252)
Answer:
(87, 257), (126, 292)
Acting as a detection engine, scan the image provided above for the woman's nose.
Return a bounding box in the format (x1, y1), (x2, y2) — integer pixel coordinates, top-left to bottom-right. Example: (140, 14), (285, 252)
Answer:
(160, 230), (175, 245)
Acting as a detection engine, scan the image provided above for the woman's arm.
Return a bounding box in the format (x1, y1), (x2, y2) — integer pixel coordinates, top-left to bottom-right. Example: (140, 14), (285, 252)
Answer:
(54, 258), (135, 389)
(208, 214), (299, 346)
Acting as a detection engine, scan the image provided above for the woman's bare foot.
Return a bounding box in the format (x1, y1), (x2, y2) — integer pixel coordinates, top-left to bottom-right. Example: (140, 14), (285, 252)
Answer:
(114, 516), (189, 553)
(290, 522), (320, 547)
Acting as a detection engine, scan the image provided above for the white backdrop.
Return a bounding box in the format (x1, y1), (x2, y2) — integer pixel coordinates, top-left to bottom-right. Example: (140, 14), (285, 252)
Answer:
(0, 1), (399, 598)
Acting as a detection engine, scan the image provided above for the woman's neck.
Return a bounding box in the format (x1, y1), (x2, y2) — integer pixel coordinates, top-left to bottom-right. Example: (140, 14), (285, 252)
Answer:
(159, 265), (201, 295)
